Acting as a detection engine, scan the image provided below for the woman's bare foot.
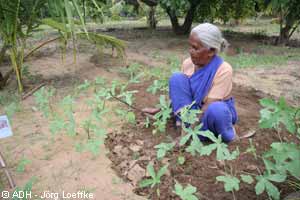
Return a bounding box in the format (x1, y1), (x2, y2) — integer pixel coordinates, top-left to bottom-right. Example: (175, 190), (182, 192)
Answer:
(141, 107), (161, 115)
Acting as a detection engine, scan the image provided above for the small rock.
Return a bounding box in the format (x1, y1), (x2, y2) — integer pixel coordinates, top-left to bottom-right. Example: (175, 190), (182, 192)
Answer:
(121, 147), (130, 156)
(136, 140), (144, 146)
(118, 160), (129, 170)
(246, 164), (257, 171)
(127, 164), (146, 186)
(129, 144), (142, 152)
(113, 145), (123, 154)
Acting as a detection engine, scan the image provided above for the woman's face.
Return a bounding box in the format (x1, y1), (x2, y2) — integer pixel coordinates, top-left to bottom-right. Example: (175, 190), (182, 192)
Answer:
(189, 33), (215, 67)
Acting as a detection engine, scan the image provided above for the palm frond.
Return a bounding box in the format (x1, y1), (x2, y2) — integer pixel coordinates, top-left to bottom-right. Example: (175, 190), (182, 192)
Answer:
(77, 32), (126, 58)
(41, 18), (69, 33)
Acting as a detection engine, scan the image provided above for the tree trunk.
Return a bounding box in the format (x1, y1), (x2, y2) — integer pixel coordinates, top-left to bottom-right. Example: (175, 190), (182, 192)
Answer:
(278, 25), (291, 44)
(166, 1), (198, 35)
(148, 6), (157, 29)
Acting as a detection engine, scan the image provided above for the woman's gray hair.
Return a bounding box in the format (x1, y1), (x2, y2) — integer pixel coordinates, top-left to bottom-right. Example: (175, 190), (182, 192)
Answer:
(190, 23), (229, 53)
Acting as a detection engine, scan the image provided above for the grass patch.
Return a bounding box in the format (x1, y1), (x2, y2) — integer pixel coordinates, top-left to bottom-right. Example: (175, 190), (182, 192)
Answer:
(223, 53), (290, 68)
(222, 45), (300, 68)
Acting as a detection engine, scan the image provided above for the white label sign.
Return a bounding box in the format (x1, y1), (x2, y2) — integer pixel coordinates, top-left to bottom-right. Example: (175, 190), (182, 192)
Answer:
(0, 115), (13, 139)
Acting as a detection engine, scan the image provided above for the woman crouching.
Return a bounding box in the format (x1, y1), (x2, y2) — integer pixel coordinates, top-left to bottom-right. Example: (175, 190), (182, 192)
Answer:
(144, 23), (238, 143)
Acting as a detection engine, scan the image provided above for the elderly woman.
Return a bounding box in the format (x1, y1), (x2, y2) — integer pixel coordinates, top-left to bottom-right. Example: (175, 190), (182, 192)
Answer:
(144, 23), (237, 142)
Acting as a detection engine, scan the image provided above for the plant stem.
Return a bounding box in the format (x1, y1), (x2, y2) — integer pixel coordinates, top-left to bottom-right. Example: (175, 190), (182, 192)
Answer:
(232, 191), (236, 200)
(276, 128), (283, 143)
(109, 91), (155, 119)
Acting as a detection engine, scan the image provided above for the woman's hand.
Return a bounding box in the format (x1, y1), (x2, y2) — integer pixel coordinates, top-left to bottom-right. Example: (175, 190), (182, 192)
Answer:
(141, 107), (161, 115)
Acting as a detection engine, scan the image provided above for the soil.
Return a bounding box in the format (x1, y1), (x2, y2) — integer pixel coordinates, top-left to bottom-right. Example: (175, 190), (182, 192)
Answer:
(105, 81), (298, 200)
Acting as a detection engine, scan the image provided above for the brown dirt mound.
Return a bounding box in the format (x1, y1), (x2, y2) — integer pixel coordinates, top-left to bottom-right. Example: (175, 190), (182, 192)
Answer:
(105, 81), (297, 200)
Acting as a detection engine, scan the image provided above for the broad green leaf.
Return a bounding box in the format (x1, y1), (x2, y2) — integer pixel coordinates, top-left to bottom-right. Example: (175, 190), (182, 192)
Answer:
(200, 143), (217, 156)
(173, 182), (199, 200)
(199, 130), (218, 143)
(157, 149), (166, 159)
(154, 142), (175, 159)
(157, 165), (168, 179)
(147, 164), (156, 179)
(139, 179), (153, 188)
(126, 111), (136, 124)
(265, 180), (280, 200)
(180, 133), (192, 146)
(255, 177), (266, 195)
(216, 175), (240, 192)
(240, 175), (254, 184)
(267, 174), (286, 183)
(186, 139), (202, 156)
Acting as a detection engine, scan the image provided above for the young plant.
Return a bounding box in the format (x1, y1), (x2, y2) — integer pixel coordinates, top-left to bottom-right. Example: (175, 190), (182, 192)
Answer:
(263, 142), (300, 179)
(179, 125), (203, 146)
(177, 155), (185, 165)
(154, 142), (175, 160)
(179, 102), (201, 125)
(245, 138), (257, 159)
(147, 79), (168, 94)
(58, 95), (76, 136)
(75, 138), (104, 156)
(255, 172), (286, 200)
(240, 175), (254, 184)
(139, 163), (168, 189)
(199, 131), (239, 161)
(34, 87), (55, 118)
(173, 182), (199, 200)
(12, 177), (36, 200)
(259, 97), (298, 134)
(119, 63), (143, 84)
(185, 139), (203, 156)
(115, 109), (136, 124)
(216, 175), (240, 192)
(153, 95), (172, 134)
(16, 157), (31, 173)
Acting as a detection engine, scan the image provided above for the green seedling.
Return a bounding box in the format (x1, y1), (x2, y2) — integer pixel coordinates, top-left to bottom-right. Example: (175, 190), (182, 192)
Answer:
(119, 63), (143, 83)
(186, 139), (203, 156)
(245, 138), (257, 159)
(263, 142), (300, 179)
(255, 173), (286, 200)
(177, 156), (185, 165)
(76, 79), (92, 92)
(144, 116), (151, 128)
(240, 175), (254, 184)
(216, 175), (240, 192)
(147, 79), (168, 94)
(154, 142), (175, 160)
(34, 86), (55, 118)
(75, 138), (104, 156)
(115, 109), (136, 124)
(199, 131), (240, 161)
(179, 102), (201, 125)
(12, 177), (36, 200)
(16, 158), (31, 173)
(173, 182), (199, 200)
(153, 95), (172, 133)
(179, 124), (203, 146)
(259, 97), (298, 134)
(139, 163), (168, 189)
